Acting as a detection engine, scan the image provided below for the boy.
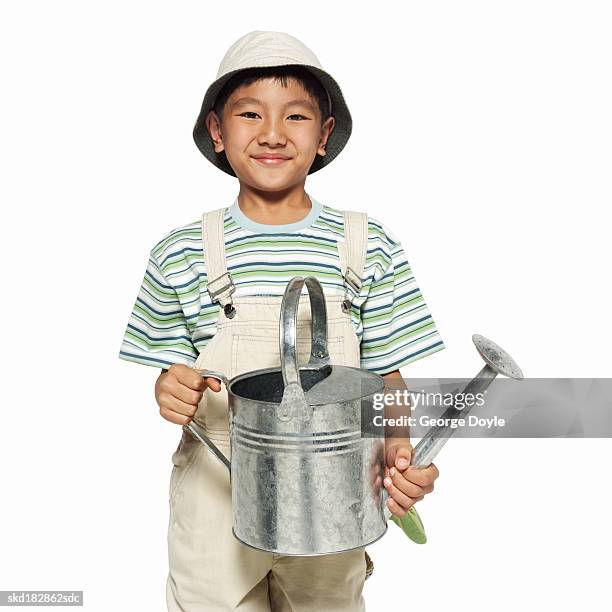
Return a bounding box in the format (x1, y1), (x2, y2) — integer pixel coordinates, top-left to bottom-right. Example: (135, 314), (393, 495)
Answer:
(119, 30), (445, 611)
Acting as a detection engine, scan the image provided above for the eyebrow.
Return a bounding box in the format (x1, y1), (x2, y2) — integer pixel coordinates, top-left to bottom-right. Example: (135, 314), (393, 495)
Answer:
(231, 97), (317, 113)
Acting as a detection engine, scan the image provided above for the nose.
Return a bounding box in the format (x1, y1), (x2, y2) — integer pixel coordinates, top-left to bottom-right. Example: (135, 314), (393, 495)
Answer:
(257, 115), (287, 148)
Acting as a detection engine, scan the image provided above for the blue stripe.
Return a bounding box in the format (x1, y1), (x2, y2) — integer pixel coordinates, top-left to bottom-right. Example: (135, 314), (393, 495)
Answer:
(363, 315), (435, 344)
(226, 260), (342, 273)
(125, 322), (195, 345)
(365, 340), (445, 373)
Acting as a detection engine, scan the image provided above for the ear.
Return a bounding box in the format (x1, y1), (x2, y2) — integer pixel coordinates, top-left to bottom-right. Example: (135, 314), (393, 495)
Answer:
(205, 110), (225, 153)
(317, 115), (336, 156)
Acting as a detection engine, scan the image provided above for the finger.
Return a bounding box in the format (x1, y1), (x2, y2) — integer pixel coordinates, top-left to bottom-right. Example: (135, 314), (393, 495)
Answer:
(388, 468), (431, 498)
(387, 496), (409, 518)
(385, 444), (398, 469)
(408, 462), (439, 482)
(402, 464), (439, 487)
(383, 476), (416, 511)
(170, 364), (206, 391)
(158, 391), (198, 419)
(160, 405), (193, 426)
(202, 376), (222, 392)
(394, 446), (412, 471)
(159, 376), (204, 407)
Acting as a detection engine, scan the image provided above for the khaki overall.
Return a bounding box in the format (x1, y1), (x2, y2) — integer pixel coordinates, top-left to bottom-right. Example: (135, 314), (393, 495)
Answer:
(166, 207), (374, 611)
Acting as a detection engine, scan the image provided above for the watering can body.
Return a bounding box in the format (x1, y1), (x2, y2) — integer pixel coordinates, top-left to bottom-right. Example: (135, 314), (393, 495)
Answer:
(186, 276), (389, 555)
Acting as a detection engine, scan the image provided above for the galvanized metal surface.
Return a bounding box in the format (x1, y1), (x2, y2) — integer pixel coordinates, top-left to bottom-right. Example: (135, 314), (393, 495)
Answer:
(185, 276), (387, 555)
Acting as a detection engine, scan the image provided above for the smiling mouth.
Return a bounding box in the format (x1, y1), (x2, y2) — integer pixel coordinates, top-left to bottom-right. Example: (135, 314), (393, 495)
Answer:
(251, 156), (291, 166)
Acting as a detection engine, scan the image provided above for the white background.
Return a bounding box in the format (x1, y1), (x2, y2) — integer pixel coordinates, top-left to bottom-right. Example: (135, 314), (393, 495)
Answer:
(1, 1), (611, 610)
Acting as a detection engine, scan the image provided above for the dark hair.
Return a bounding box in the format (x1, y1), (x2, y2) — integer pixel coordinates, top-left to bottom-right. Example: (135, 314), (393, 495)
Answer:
(213, 65), (331, 123)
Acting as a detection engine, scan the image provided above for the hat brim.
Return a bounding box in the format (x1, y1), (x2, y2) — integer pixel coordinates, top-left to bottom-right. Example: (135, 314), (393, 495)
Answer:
(192, 64), (352, 177)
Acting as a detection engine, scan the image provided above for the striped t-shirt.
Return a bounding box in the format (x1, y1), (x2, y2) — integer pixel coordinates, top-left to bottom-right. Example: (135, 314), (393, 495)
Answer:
(118, 194), (445, 375)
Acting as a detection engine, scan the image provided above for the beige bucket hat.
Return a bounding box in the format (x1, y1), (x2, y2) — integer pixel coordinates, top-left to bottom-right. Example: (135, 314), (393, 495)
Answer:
(192, 30), (353, 176)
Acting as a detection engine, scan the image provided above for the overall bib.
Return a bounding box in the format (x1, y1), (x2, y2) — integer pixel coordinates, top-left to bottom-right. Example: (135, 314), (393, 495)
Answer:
(166, 207), (374, 611)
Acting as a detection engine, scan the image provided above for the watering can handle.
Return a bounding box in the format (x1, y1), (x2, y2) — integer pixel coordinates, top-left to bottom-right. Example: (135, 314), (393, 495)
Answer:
(183, 369), (231, 472)
(279, 276), (330, 389)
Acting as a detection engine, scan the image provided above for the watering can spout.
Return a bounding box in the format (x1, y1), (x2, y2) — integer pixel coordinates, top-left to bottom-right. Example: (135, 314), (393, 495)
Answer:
(186, 418), (231, 472)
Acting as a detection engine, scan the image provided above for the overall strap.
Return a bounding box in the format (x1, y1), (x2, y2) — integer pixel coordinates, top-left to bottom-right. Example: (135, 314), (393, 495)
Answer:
(201, 207), (236, 319)
(337, 210), (368, 312)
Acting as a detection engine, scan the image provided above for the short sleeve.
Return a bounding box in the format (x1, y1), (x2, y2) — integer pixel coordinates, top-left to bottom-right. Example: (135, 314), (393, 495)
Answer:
(118, 250), (199, 369)
(359, 220), (445, 374)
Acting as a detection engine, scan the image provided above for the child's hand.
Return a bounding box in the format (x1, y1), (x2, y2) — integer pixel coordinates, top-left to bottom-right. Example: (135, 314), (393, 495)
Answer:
(155, 364), (222, 425)
(383, 439), (439, 518)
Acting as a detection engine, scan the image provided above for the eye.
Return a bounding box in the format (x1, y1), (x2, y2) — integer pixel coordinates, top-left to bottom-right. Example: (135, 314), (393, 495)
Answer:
(288, 114), (308, 121)
(239, 112), (260, 119)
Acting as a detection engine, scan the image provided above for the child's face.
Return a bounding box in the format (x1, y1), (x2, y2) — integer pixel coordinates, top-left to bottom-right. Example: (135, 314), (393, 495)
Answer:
(205, 77), (335, 191)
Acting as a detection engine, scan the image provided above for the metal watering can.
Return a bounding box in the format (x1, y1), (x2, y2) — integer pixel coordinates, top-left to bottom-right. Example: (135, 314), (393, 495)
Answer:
(185, 276), (388, 556)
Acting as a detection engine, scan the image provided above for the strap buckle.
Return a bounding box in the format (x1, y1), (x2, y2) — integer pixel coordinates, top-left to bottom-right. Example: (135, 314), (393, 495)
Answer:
(343, 266), (361, 294)
(207, 271), (236, 302)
